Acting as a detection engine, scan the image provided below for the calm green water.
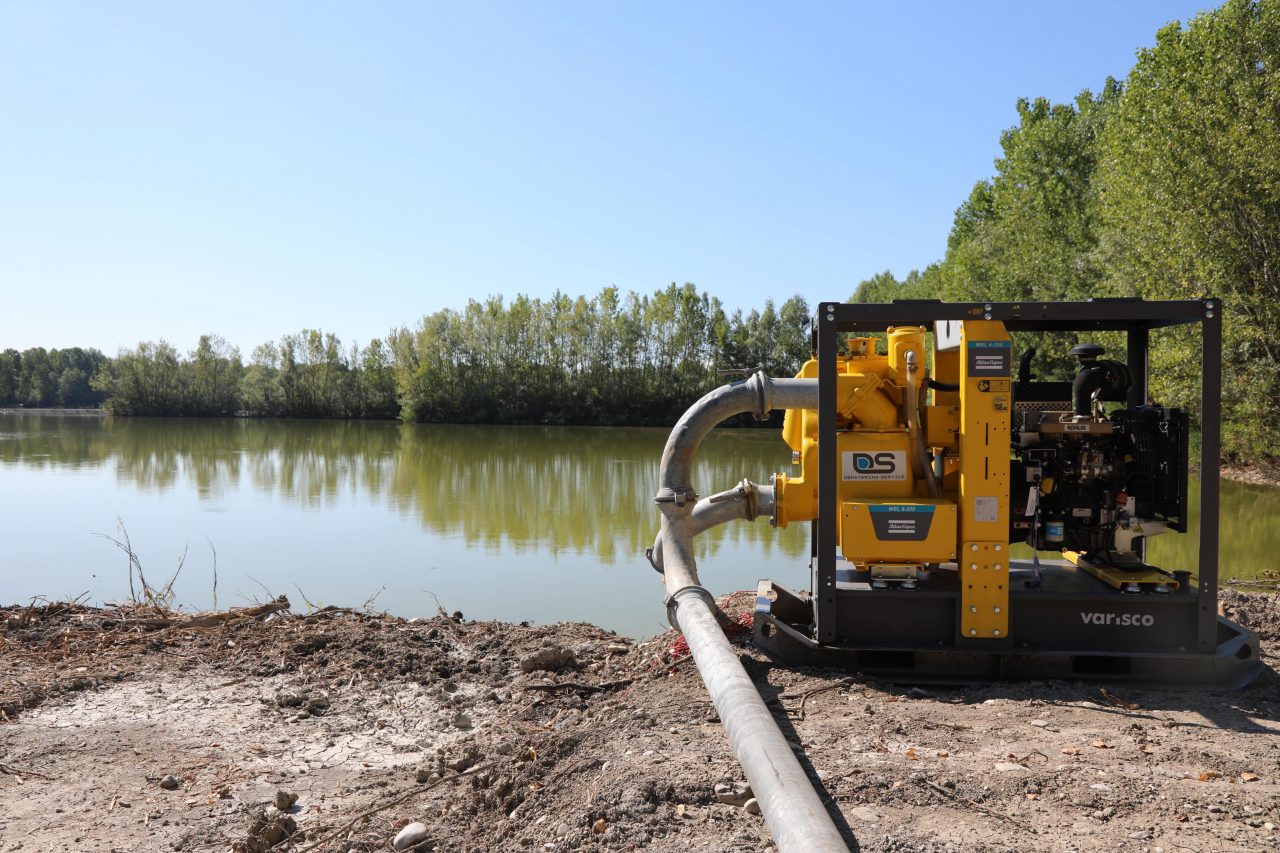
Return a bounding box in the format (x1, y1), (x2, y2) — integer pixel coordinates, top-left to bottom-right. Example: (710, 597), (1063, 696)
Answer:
(2, 413), (1276, 637)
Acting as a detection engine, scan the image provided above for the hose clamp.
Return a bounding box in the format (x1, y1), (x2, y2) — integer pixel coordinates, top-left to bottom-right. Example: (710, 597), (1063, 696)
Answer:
(654, 487), (697, 507)
(664, 584), (716, 630)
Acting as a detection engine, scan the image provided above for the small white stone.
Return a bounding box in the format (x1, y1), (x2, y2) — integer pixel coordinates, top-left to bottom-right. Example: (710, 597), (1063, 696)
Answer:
(393, 822), (429, 851)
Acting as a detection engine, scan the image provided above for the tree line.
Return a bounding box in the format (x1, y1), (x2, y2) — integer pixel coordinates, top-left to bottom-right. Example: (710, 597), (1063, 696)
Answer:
(0, 347), (109, 408)
(10, 2), (1276, 463)
(8, 285), (811, 426)
(854, 0), (1280, 465)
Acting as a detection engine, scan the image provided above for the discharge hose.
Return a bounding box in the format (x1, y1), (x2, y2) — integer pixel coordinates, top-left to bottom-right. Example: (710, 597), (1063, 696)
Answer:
(653, 372), (850, 853)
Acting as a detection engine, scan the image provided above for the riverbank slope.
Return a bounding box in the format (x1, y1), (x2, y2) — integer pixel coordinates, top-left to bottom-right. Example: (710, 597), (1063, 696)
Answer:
(1, 591), (1278, 852)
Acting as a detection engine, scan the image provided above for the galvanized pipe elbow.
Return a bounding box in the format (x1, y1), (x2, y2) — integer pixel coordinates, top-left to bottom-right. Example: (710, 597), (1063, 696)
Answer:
(646, 479), (775, 572)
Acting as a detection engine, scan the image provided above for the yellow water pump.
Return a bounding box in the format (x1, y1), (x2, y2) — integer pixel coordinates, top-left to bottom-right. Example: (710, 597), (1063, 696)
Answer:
(773, 321), (1011, 637)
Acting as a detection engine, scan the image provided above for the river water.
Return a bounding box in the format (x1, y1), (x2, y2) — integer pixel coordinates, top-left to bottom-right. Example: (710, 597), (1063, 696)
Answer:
(2, 413), (1276, 637)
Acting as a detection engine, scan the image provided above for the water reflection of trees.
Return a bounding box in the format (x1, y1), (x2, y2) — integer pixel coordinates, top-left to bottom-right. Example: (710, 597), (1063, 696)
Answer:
(9, 414), (1280, 573)
(389, 424), (808, 563)
(7, 414), (1280, 573)
(0, 414), (810, 564)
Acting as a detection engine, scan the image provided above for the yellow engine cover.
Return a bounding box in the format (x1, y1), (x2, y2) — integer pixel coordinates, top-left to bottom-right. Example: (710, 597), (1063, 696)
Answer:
(840, 500), (958, 564)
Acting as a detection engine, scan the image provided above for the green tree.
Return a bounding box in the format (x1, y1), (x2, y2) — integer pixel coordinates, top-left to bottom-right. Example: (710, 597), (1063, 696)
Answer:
(354, 338), (398, 418)
(94, 341), (184, 415)
(943, 84), (1120, 304)
(0, 349), (18, 405)
(1098, 0), (1280, 460)
(186, 334), (243, 415)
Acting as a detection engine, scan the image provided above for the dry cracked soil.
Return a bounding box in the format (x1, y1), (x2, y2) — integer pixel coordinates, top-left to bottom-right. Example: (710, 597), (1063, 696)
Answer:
(1, 589), (1279, 853)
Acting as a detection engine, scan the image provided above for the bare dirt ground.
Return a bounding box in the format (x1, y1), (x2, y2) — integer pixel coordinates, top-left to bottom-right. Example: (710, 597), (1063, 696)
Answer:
(2, 590), (1278, 853)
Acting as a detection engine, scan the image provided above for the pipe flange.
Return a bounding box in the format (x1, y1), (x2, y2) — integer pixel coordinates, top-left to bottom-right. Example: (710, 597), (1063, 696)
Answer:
(745, 371), (771, 422)
(738, 478), (759, 520)
(664, 584), (716, 630)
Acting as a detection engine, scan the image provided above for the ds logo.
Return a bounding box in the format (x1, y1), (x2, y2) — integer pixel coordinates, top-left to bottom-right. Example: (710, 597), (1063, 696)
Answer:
(851, 452), (898, 474)
(843, 450), (907, 481)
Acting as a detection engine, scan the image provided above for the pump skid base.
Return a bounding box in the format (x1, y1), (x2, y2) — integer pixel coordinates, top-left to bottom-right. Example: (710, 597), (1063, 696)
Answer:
(752, 574), (1262, 689)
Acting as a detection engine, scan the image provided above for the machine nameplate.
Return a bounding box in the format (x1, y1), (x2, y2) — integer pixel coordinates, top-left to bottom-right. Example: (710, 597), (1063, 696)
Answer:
(868, 505), (934, 541)
(973, 496), (999, 522)
(1038, 422), (1114, 435)
(966, 340), (1012, 377)
(842, 450), (907, 481)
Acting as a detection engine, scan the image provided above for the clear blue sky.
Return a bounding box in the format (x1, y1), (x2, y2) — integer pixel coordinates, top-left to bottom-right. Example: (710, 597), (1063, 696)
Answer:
(1, 1), (1213, 355)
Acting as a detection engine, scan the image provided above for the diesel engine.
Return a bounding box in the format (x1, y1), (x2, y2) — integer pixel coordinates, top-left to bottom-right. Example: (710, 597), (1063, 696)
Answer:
(1010, 344), (1188, 568)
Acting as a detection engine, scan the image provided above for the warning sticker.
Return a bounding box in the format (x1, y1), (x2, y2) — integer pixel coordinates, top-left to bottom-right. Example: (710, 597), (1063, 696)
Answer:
(967, 340), (1012, 377)
(974, 496), (1000, 522)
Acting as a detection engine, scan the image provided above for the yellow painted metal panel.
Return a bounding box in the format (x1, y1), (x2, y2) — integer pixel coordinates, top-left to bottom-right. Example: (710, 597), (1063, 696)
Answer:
(925, 405), (959, 450)
(958, 321), (1012, 638)
(958, 540), (1011, 638)
(840, 500), (957, 564)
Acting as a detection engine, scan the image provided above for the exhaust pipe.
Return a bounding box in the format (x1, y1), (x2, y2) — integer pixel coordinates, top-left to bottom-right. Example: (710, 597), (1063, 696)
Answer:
(652, 372), (850, 853)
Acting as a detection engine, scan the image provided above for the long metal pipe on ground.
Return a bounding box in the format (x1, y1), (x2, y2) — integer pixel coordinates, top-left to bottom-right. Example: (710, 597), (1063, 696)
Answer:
(653, 373), (850, 853)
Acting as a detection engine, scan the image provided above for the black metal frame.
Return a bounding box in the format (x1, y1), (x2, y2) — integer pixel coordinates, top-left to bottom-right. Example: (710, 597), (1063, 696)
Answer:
(811, 298), (1222, 652)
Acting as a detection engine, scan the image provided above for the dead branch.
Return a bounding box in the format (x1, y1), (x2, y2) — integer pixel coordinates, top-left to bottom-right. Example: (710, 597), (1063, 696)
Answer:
(916, 778), (1036, 834)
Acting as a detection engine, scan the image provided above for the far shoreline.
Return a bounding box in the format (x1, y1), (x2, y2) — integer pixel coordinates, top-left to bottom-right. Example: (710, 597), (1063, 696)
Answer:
(8, 407), (1280, 488)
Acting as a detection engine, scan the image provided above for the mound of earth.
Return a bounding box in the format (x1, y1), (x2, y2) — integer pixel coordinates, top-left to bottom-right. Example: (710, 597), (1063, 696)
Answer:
(1, 589), (1278, 852)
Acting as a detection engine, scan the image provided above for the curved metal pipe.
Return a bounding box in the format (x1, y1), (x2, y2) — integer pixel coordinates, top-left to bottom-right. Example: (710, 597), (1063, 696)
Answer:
(653, 373), (849, 853)
(646, 479), (775, 572)
(905, 352), (942, 499)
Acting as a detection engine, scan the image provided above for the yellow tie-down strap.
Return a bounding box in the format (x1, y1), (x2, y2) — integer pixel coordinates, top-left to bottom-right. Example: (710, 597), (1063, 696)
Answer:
(960, 540), (1010, 639)
(1063, 551), (1182, 591)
